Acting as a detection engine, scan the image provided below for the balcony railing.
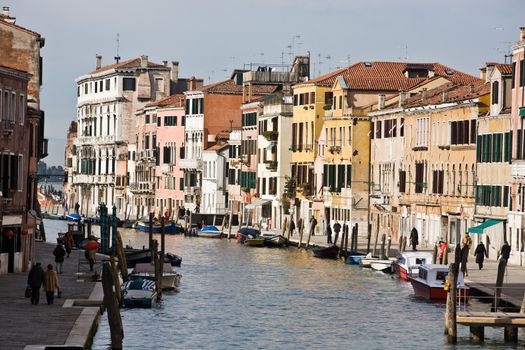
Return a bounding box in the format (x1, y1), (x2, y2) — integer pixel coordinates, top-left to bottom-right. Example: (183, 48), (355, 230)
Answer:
(179, 158), (202, 169)
(183, 186), (200, 196)
(75, 135), (116, 146)
(329, 146), (341, 154)
(129, 182), (155, 193)
(265, 160), (278, 171)
(2, 120), (14, 135)
(261, 130), (278, 142)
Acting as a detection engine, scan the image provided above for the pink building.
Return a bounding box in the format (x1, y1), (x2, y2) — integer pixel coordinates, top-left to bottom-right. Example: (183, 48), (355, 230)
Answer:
(154, 94), (186, 218)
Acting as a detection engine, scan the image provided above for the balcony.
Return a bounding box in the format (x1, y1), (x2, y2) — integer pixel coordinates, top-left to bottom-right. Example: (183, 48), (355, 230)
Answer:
(130, 182), (155, 194)
(2, 120), (14, 135)
(179, 158), (202, 170)
(265, 160), (278, 171)
(261, 130), (278, 142)
(75, 135), (116, 146)
(183, 186), (200, 196)
(512, 160), (525, 177)
(329, 146), (341, 154)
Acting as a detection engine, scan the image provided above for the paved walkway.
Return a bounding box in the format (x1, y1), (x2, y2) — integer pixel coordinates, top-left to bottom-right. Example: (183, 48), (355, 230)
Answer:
(0, 242), (100, 350)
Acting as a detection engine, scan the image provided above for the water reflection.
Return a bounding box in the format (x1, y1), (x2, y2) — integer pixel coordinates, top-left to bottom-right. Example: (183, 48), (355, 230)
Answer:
(43, 220), (523, 349)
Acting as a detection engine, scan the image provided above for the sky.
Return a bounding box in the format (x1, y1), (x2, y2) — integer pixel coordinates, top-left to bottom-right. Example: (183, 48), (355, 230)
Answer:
(4, 0), (524, 166)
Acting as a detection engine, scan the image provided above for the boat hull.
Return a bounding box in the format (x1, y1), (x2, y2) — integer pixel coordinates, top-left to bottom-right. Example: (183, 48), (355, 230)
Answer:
(409, 277), (469, 301)
(196, 231), (223, 238)
(395, 264), (410, 281)
(360, 257), (379, 267)
(371, 261), (394, 273)
(122, 289), (156, 308)
(134, 221), (184, 234)
(244, 238), (265, 247)
(312, 246), (339, 259)
(346, 255), (365, 265)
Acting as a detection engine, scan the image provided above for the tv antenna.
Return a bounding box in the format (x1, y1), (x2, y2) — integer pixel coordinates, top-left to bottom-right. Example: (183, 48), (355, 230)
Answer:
(397, 44), (409, 62)
(114, 33), (121, 63)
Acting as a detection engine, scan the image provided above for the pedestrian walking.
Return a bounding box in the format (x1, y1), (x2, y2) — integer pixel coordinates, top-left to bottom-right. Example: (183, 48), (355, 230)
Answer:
(289, 219), (296, 236)
(310, 216), (317, 235)
(326, 225), (333, 244)
(409, 227), (419, 251)
(44, 264), (60, 305)
(53, 243), (66, 274)
(63, 232), (74, 257)
(333, 221), (342, 245)
(438, 241), (448, 264)
(460, 232), (472, 276)
(85, 236), (99, 271)
(74, 202), (80, 214)
(27, 262), (44, 305)
(474, 242), (488, 270)
(500, 241), (511, 262)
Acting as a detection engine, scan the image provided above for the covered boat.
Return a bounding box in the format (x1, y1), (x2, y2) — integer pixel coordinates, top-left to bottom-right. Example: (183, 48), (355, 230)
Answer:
(125, 247), (182, 268)
(237, 227), (261, 243)
(66, 213), (81, 221)
(195, 225), (223, 238)
(122, 278), (157, 308)
(394, 251), (433, 281)
(312, 245), (339, 259)
(409, 264), (469, 302)
(346, 255), (366, 265)
(133, 220), (184, 234)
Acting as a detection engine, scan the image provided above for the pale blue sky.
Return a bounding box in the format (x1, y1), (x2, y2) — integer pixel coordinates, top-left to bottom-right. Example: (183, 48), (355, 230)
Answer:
(4, 0), (524, 165)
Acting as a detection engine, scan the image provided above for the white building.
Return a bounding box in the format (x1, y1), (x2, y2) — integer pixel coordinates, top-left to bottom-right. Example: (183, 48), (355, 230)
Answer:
(257, 92), (293, 230)
(72, 55), (172, 217)
(201, 143), (229, 214)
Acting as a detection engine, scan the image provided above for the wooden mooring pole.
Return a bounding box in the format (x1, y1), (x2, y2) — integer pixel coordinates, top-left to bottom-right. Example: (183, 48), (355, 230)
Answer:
(305, 220), (316, 250)
(494, 258), (507, 311)
(153, 240), (161, 301)
(115, 230), (128, 281)
(385, 235), (392, 259)
(444, 244), (461, 344)
(109, 256), (122, 305)
(297, 218), (304, 249)
(432, 243), (438, 264)
(379, 234), (386, 260)
(366, 223), (371, 254)
(372, 214), (380, 257)
(227, 211), (233, 240)
(102, 262), (123, 349)
(149, 212), (154, 260)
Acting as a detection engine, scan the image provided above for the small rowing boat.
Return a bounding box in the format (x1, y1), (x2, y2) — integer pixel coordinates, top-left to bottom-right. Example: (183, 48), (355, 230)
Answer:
(312, 245), (339, 259)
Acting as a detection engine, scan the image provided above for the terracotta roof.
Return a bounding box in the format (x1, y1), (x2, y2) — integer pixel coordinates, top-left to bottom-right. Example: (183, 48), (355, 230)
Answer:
(401, 82), (490, 109)
(297, 61), (480, 90)
(202, 79), (278, 95)
(205, 142), (229, 152)
(145, 94), (185, 108)
(90, 57), (167, 74)
(495, 63), (513, 75)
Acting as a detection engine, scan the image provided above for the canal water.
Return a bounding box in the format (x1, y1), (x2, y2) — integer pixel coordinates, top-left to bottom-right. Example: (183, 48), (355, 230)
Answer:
(43, 220), (523, 349)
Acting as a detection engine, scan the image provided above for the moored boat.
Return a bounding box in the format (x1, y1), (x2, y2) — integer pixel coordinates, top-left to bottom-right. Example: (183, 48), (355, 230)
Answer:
(312, 245), (339, 259)
(133, 220), (184, 234)
(394, 251), (433, 281)
(409, 264), (469, 302)
(237, 227), (261, 244)
(360, 254), (379, 268)
(122, 278), (157, 308)
(370, 259), (395, 273)
(195, 225), (223, 238)
(130, 263), (182, 290)
(244, 237), (266, 247)
(346, 255), (366, 265)
(125, 247), (182, 268)
(263, 234), (288, 248)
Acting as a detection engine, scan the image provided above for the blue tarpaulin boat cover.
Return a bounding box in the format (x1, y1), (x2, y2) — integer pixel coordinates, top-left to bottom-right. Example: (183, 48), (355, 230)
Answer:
(239, 228), (260, 236)
(201, 226), (220, 232)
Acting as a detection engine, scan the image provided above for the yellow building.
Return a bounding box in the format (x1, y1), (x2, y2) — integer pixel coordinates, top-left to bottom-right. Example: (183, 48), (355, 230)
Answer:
(396, 83), (489, 247)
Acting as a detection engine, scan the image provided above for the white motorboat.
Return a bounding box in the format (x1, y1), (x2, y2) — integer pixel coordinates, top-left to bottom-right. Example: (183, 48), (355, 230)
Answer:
(370, 259), (395, 273)
(131, 263), (182, 290)
(394, 251), (433, 281)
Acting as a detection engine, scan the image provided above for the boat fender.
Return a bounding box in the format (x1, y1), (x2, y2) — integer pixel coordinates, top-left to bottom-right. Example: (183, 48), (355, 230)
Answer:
(444, 278), (450, 292)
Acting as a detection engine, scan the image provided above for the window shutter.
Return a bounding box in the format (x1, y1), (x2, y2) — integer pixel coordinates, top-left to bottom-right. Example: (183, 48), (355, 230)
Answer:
(337, 165), (344, 191)
(371, 122), (375, 139)
(346, 164), (352, 188)
(323, 164), (327, 187)
(477, 135), (482, 162)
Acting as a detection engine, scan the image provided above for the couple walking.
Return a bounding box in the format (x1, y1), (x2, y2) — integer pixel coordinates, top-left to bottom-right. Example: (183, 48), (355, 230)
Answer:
(27, 263), (60, 305)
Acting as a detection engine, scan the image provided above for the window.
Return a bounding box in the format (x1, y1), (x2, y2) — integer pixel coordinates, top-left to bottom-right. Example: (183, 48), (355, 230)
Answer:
(310, 92), (315, 104)
(179, 177), (184, 191)
(164, 116), (177, 126)
(492, 81), (499, 104)
(181, 116), (186, 127)
(324, 92), (333, 106)
(415, 162), (424, 193)
(415, 118), (429, 147)
(376, 120), (382, 139)
(432, 170), (444, 194)
(123, 78), (136, 91)
(521, 59), (525, 87)
(293, 95), (298, 106)
(512, 62), (516, 89)
(399, 170), (406, 193)
(339, 96), (343, 110)
(400, 118), (404, 137)
(242, 112), (257, 127)
(105, 79), (110, 91)
(450, 120), (471, 145)
(99, 81), (103, 92)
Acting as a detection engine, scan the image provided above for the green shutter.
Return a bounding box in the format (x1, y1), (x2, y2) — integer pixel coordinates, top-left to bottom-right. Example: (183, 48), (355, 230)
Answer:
(329, 164), (336, 191)
(475, 185), (481, 205)
(504, 186), (509, 207)
(346, 164), (352, 188)
(337, 165), (344, 192)
(477, 135), (482, 163)
(323, 164), (327, 187)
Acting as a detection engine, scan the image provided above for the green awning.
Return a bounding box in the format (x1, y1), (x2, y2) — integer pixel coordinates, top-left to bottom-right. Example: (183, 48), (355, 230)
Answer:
(468, 219), (502, 234)
(520, 108), (525, 117)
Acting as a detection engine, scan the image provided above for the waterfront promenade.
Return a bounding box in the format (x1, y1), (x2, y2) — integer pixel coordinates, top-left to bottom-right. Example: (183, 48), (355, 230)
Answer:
(0, 241), (102, 350)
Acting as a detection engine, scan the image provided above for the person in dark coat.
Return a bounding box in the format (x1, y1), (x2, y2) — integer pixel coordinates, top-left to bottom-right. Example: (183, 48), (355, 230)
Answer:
(289, 220), (296, 237)
(27, 262), (44, 305)
(310, 216), (317, 235)
(326, 225), (333, 244)
(333, 221), (342, 245)
(53, 244), (66, 274)
(500, 241), (511, 262)
(460, 244), (469, 276)
(409, 227), (419, 251)
(474, 242), (488, 270)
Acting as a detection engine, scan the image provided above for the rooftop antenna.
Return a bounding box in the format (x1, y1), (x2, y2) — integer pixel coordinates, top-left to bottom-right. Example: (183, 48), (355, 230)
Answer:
(397, 44), (409, 62)
(114, 33), (121, 63)
(317, 53), (324, 76)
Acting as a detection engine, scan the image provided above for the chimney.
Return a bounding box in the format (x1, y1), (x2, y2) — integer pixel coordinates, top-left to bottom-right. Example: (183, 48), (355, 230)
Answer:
(479, 67), (487, 81)
(95, 54), (102, 70)
(1, 6), (15, 24)
(188, 76), (197, 91)
(470, 84), (475, 94)
(378, 94), (385, 110)
(421, 88), (427, 103)
(398, 90), (407, 108)
(162, 60), (168, 67)
(171, 61), (179, 83)
(520, 27), (525, 41)
(140, 55), (148, 68)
